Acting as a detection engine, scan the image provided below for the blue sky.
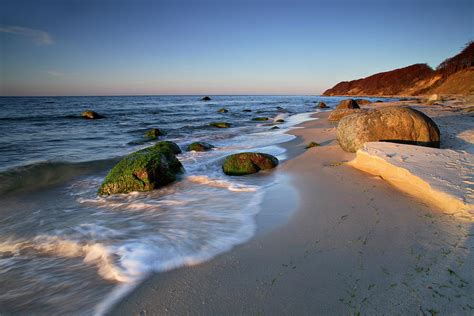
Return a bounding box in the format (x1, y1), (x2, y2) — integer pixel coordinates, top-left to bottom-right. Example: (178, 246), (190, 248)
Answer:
(0, 0), (472, 96)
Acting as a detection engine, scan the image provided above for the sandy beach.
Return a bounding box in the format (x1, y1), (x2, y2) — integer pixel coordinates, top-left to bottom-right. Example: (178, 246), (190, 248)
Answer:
(110, 100), (474, 315)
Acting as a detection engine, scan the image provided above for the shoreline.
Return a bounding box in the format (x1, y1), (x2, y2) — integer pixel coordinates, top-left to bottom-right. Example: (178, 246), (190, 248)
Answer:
(109, 106), (474, 315)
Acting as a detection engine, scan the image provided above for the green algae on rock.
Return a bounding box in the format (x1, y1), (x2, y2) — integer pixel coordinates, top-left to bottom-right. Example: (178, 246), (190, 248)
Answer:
(217, 108), (229, 113)
(209, 122), (231, 128)
(186, 142), (215, 152)
(252, 117), (269, 121)
(222, 152), (279, 176)
(98, 143), (184, 195)
(152, 141), (182, 155)
(145, 128), (166, 139)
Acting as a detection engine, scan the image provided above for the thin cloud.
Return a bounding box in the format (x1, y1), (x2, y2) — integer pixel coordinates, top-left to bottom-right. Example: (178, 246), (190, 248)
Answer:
(47, 70), (66, 77)
(0, 26), (54, 45)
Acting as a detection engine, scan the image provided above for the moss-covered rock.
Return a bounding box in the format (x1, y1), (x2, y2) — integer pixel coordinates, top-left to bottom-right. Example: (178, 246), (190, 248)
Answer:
(222, 152), (279, 176)
(152, 141), (182, 155)
(98, 145), (184, 195)
(252, 117), (269, 121)
(186, 142), (215, 152)
(145, 128), (166, 139)
(81, 110), (103, 119)
(218, 108), (228, 113)
(209, 122), (231, 128)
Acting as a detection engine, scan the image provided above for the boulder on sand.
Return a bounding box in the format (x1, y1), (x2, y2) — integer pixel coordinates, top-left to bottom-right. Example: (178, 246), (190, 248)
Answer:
(336, 99), (360, 109)
(328, 109), (363, 122)
(337, 106), (440, 152)
(98, 142), (184, 195)
(222, 152), (279, 175)
(186, 142), (214, 152)
(81, 110), (103, 119)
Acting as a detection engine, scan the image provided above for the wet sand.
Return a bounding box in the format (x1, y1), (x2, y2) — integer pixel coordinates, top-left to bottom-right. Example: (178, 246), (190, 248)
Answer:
(109, 109), (474, 315)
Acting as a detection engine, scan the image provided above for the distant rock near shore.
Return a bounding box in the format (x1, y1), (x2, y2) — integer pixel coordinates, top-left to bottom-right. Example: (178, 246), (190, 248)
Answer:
(336, 99), (360, 109)
(317, 102), (327, 108)
(209, 122), (231, 128)
(81, 110), (103, 119)
(328, 109), (363, 122)
(186, 142), (214, 152)
(337, 107), (440, 152)
(98, 141), (184, 195)
(222, 152), (278, 175)
(201, 96), (212, 101)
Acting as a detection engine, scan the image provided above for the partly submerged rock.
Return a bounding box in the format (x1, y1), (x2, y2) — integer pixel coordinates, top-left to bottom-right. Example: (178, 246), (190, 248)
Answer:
(275, 119), (285, 123)
(317, 102), (328, 108)
(271, 126), (280, 130)
(336, 99), (360, 109)
(243, 109), (252, 112)
(209, 122), (231, 128)
(337, 106), (440, 152)
(222, 152), (279, 176)
(152, 141), (182, 155)
(81, 110), (103, 119)
(201, 96), (212, 101)
(145, 128), (166, 139)
(186, 142), (215, 152)
(328, 109), (363, 122)
(252, 117), (269, 121)
(98, 144), (184, 195)
(218, 108), (228, 113)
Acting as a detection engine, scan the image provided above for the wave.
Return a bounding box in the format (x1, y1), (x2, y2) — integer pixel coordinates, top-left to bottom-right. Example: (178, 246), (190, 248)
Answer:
(187, 175), (258, 192)
(0, 158), (119, 194)
(0, 236), (130, 282)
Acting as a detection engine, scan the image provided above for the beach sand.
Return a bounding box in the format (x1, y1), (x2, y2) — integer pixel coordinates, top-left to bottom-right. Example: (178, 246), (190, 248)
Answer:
(109, 102), (474, 315)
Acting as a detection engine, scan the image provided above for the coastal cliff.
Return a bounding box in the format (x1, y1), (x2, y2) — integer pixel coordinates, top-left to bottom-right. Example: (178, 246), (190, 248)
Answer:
(323, 41), (474, 96)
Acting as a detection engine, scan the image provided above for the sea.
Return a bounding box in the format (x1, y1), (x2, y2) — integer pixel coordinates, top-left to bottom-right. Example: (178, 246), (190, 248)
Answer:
(0, 95), (393, 314)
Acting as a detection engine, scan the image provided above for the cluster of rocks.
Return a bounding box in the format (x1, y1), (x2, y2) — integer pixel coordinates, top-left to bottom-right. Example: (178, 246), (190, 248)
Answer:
(330, 99), (441, 153)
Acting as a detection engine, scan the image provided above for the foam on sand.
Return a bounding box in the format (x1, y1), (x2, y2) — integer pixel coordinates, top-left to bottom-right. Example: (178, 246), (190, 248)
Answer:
(349, 142), (473, 219)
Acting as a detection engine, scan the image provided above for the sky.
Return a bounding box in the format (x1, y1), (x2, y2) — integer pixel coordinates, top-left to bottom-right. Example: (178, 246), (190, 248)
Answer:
(0, 0), (472, 96)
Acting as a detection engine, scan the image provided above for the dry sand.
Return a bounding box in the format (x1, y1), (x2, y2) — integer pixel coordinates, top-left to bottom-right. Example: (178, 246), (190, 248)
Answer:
(109, 102), (474, 315)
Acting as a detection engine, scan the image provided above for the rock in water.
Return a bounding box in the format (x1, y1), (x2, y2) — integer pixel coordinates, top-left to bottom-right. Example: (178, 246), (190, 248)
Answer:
(209, 122), (231, 128)
(337, 107), (440, 152)
(217, 108), (228, 113)
(318, 102), (328, 108)
(152, 141), (182, 155)
(328, 109), (363, 122)
(98, 144), (184, 195)
(336, 99), (360, 109)
(186, 142), (215, 152)
(81, 110), (103, 119)
(201, 96), (212, 101)
(222, 152), (279, 176)
(252, 117), (269, 121)
(145, 128), (166, 139)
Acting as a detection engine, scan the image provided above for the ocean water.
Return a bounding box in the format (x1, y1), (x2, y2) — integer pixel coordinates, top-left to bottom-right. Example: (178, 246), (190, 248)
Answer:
(0, 95), (391, 314)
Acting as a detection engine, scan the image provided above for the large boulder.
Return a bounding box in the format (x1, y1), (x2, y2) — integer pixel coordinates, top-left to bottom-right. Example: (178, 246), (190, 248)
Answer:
(356, 99), (371, 106)
(81, 110), (103, 119)
(98, 143), (184, 195)
(337, 107), (440, 152)
(222, 152), (279, 176)
(317, 102), (328, 108)
(328, 109), (363, 122)
(186, 142), (214, 152)
(336, 99), (360, 109)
